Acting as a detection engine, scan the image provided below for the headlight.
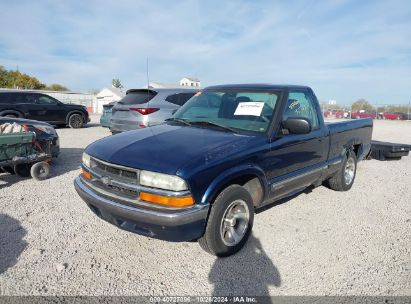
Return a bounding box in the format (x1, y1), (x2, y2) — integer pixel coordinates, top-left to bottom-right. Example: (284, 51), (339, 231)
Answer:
(140, 170), (188, 191)
(82, 152), (91, 168)
(33, 124), (57, 135)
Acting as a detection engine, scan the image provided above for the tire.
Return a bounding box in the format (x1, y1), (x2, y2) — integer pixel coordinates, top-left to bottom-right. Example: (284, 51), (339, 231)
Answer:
(68, 114), (84, 129)
(30, 162), (50, 181)
(327, 150), (357, 191)
(14, 164), (31, 178)
(198, 184), (254, 257)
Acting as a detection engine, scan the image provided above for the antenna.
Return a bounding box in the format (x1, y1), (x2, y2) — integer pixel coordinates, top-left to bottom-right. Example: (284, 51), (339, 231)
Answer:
(145, 57), (151, 121)
(146, 57), (150, 89)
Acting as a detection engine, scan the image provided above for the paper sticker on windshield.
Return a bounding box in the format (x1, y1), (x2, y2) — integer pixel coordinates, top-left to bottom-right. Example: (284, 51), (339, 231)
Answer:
(234, 102), (264, 116)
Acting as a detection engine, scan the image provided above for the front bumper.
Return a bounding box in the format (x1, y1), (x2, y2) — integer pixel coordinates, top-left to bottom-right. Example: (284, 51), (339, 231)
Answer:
(110, 121), (142, 133)
(74, 176), (209, 242)
(99, 116), (111, 128)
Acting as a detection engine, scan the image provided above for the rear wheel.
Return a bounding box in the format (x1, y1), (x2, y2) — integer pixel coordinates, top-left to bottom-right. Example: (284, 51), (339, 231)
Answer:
(198, 184), (254, 257)
(327, 150), (357, 191)
(30, 162), (50, 181)
(14, 164), (31, 178)
(68, 114), (84, 128)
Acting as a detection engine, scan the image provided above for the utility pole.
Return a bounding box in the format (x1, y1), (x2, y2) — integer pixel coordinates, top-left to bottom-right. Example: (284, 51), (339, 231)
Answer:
(408, 101), (410, 121)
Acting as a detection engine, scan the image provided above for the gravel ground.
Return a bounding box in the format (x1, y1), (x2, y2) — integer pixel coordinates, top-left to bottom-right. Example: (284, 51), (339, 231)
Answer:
(0, 116), (410, 296)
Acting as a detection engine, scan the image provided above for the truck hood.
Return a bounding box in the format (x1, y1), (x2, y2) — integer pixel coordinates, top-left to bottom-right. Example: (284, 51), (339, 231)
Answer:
(85, 124), (258, 175)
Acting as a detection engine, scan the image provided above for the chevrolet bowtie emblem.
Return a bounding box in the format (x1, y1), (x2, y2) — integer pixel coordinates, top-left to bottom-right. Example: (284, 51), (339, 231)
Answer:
(101, 176), (112, 186)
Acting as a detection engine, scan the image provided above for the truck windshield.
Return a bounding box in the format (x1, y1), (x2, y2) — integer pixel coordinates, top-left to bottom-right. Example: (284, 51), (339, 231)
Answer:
(173, 89), (280, 133)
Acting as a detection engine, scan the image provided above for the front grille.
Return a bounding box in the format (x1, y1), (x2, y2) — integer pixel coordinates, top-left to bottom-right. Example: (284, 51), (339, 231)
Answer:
(87, 157), (140, 204)
(89, 179), (139, 202)
(90, 158), (138, 184)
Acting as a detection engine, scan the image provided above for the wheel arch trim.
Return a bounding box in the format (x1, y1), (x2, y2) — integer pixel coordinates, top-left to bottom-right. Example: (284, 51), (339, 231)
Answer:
(200, 164), (268, 206)
(66, 110), (86, 123)
(0, 109), (24, 118)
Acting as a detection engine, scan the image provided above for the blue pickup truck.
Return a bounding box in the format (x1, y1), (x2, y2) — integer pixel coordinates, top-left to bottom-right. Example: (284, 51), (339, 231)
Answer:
(75, 84), (372, 257)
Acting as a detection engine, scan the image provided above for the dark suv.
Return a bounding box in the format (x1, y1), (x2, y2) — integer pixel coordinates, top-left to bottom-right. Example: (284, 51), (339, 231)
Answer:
(0, 91), (90, 128)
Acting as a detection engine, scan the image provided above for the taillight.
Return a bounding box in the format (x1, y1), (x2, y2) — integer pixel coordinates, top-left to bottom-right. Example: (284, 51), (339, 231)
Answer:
(129, 108), (159, 115)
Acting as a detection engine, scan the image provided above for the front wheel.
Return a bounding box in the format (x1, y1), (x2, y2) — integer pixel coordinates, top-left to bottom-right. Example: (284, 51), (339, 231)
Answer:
(68, 114), (84, 129)
(31, 162), (50, 181)
(198, 185), (254, 257)
(327, 150), (357, 191)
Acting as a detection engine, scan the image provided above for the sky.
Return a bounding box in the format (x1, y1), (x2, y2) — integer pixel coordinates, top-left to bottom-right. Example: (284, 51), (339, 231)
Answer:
(0, 0), (410, 104)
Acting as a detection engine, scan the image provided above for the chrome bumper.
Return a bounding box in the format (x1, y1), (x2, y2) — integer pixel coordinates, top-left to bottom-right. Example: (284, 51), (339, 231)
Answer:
(74, 176), (209, 241)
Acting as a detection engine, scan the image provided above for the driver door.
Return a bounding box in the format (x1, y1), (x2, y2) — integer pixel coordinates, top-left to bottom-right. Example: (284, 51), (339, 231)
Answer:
(32, 94), (63, 123)
(267, 90), (329, 200)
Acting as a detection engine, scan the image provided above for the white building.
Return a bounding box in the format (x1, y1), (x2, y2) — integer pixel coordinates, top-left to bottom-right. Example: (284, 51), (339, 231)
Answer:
(144, 82), (185, 89)
(94, 87), (125, 114)
(180, 77), (201, 87)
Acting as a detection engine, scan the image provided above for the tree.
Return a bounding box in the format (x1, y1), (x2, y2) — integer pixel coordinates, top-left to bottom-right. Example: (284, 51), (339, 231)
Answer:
(351, 98), (375, 113)
(0, 65), (7, 87)
(112, 78), (123, 89)
(13, 72), (45, 89)
(46, 84), (68, 91)
(0, 65), (68, 90)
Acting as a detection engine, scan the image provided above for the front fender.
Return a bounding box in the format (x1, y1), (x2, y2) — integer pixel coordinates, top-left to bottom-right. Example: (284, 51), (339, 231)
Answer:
(200, 164), (268, 205)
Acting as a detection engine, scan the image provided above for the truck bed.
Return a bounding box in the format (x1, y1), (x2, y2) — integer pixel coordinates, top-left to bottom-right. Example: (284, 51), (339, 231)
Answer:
(325, 118), (373, 162)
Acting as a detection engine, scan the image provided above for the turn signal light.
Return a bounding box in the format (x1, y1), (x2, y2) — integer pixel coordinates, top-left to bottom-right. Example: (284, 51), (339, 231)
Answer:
(82, 168), (92, 180)
(130, 108), (159, 115)
(140, 192), (194, 207)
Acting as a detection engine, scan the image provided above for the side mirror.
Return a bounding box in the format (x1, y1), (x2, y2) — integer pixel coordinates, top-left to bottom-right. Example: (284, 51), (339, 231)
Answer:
(283, 117), (311, 134)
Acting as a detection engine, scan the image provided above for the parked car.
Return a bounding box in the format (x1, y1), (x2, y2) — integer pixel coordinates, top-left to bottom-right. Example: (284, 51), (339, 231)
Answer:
(75, 84), (373, 257)
(380, 113), (403, 120)
(0, 117), (60, 157)
(100, 102), (116, 128)
(351, 112), (376, 119)
(333, 110), (347, 118)
(110, 88), (198, 133)
(323, 110), (347, 119)
(398, 112), (411, 120)
(0, 91), (90, 128)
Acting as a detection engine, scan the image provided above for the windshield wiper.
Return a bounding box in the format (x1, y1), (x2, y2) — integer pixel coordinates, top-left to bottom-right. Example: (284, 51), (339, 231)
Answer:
(189, 121), (238, 133)
(165, 118), (192, 126)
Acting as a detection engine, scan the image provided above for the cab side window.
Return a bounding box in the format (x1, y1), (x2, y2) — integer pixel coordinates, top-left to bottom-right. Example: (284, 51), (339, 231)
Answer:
(36, 94), (57, 105)
(283, 91), (319, 130)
